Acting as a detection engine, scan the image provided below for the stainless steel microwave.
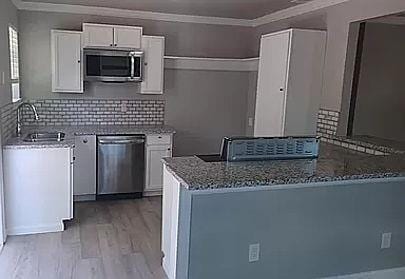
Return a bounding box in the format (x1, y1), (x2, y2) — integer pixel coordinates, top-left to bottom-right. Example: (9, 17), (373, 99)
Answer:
(83, 49), (143, 82)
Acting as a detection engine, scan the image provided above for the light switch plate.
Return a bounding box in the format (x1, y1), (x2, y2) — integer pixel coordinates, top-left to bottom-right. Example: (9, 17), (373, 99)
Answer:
(381, 232), (392, 249)
(249, 243), (260, 262)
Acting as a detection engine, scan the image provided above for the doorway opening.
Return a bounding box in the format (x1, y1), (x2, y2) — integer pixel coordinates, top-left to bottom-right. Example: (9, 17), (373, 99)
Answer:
(345, 12), (405, 151)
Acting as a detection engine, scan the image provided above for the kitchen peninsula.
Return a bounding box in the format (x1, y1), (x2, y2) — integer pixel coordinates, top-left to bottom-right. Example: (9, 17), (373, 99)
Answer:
(161, 143), (405, 279)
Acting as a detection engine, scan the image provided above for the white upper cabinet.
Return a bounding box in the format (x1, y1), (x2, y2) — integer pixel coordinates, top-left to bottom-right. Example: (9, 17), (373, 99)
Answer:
(254, 29), (326, 138)
(51, 30), (83, 93)
(83, 24), (114, 47)
(83, 23), (142, 49)
(114, 26), (143, 49)
(141, 36), (165, 94)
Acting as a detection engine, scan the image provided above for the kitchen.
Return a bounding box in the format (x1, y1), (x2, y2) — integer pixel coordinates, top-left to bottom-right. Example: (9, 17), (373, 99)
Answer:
(1, 0), (405, 279)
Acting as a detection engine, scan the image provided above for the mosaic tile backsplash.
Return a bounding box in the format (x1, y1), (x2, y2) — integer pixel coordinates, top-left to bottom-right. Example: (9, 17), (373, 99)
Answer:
(21, 99), (165, 126)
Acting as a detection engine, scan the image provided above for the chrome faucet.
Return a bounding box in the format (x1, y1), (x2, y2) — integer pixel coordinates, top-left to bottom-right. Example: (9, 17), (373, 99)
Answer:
(16, 102), (39, 137)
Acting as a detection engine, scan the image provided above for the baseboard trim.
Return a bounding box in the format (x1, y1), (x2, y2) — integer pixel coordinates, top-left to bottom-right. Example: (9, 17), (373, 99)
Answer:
(144, 190), (163, 197)
(7, 222), (64, 236)
(74, 194), (96, 202)
(322, 266), (405, 279)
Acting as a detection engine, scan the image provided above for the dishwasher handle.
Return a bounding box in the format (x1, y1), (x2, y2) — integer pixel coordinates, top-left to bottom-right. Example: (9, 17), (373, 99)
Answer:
(98, 139), (145, 145)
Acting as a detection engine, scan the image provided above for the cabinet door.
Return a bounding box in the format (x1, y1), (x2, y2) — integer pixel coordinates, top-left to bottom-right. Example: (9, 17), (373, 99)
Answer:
(141, 36), (165, 94)
(146, 145), (172, 192)
(114, 26), (142, 49)
(83, 24), (114, 47)
(73, 136), (96, 196)
(4, 148), (73, 235)
(254, 31), (291, 137)
(51, 30), (83, 93)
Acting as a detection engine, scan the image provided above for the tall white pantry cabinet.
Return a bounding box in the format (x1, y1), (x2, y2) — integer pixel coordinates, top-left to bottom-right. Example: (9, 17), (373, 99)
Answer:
(254, 29), (327, 137)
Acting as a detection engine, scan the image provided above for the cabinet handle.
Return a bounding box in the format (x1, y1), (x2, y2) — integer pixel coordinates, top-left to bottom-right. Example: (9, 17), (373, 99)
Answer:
(158, 136), (162, 139)
(83, 139), (88, 144)
(78, 60), (81, 64)
(144, 62), (148, 66)
(280, 88), (284, 92)
(114, 44), (118, 47)
(167, 148), (171, 151)
(110, 43), (113, 47)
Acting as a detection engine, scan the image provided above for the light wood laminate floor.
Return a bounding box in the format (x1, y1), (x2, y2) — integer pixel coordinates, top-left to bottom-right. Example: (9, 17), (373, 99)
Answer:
(0, 197), (167, 279)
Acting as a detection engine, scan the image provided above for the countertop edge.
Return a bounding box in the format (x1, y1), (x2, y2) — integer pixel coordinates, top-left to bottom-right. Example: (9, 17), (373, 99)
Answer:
(162, 156), (405, 191)
(3, 125), (176, 149)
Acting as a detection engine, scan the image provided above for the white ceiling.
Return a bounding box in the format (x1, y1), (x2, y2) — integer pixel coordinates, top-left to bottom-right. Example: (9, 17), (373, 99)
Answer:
(20, 0), (314, 20)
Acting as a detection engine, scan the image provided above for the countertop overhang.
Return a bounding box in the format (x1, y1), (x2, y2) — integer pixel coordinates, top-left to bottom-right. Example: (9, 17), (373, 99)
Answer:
(163, 143), (405, 191)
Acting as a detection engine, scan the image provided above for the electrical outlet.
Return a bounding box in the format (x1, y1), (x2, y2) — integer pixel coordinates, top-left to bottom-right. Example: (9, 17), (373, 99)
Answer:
(120, 103), (127, 112)
(249, 243), (260, 262)
(381, 232), (392, 249)
(248, 117), (254, 127)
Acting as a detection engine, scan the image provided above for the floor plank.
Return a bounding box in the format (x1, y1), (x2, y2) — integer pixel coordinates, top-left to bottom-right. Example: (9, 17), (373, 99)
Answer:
(0, 197), (167, 279)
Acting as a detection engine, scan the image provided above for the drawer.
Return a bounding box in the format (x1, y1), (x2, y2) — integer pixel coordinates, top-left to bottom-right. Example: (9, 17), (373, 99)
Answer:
(147, 134), (172, 146)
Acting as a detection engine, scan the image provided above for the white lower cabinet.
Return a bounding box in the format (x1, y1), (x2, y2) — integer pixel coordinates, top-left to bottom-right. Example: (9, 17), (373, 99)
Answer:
(73, 135), (96, 200)
(161, 165), (181, 279)
(145, 134), (173, 195)
(3, 147), (74, 235)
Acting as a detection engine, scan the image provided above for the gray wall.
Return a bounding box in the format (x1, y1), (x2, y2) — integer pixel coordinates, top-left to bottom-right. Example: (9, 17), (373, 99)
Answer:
(19, 10), (253, 61)
(352, 23), (405, 141)
(253, 12), (327, 55)
(0, 0), (19, 107)
(245, 71), (258, 136)
(18, 10), (251, 156)
(164, 69), (248, 155)
(186, 179), (405, 279)
(323, 0), (405, 112)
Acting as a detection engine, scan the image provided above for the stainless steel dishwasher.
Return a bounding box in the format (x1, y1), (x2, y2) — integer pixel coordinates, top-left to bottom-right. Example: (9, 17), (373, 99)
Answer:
(97, 135), (145, 199)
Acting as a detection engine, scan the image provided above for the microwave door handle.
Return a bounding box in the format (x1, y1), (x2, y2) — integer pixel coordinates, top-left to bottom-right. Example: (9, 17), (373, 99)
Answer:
(130, 54), (135, 80)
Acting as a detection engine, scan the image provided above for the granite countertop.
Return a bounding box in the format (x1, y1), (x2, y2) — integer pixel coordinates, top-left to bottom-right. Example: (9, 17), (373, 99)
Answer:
(4, 125), (176, 149)
(162, 143), (405, 191)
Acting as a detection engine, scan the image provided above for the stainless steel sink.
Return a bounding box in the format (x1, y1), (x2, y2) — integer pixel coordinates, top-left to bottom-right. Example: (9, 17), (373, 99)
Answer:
(23, 132), (65, 142)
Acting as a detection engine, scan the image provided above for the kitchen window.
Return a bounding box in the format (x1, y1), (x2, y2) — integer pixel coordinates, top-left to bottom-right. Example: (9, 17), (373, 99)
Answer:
(8, 25), (20, 102)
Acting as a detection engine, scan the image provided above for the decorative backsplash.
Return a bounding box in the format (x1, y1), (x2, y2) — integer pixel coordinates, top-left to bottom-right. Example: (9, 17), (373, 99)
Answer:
(316, 108), (398, 155)
(0, 100), (22, 143)
(21, 99), (165, 126)
(316, 108), (340, 139)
